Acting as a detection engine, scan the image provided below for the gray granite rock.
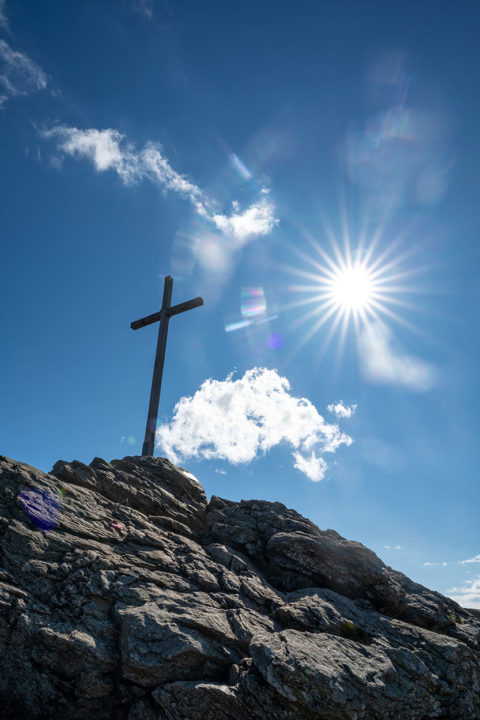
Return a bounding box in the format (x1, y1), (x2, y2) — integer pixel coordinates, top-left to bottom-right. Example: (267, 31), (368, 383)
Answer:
(0, 454), (479, 718)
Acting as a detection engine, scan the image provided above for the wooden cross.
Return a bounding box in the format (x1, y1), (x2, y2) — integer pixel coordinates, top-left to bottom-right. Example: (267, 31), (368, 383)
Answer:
(131, 275), (203, 457)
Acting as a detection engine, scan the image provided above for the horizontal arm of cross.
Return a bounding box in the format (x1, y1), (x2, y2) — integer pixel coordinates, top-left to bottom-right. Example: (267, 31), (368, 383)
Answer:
(131, 310), (163, 331)
(130, 296), (203, 330)
(167, 296), (203, 317)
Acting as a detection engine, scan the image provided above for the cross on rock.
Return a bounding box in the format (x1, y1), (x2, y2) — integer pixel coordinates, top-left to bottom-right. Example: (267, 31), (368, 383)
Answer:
(131, 276), (203, 456)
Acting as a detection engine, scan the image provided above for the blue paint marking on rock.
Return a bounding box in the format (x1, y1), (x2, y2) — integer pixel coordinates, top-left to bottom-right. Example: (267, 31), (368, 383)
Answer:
(18, 488), (60, 531)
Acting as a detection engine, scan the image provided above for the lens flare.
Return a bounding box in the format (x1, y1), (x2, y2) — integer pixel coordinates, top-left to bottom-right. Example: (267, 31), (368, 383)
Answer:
(225, 319), (251, 333)
(230, 153), (253, 181)
(241, 286), (266, 318)
(268, 332), (284, 349)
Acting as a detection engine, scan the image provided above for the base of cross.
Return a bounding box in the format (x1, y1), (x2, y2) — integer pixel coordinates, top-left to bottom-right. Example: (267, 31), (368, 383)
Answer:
(142, 441), (154, 457)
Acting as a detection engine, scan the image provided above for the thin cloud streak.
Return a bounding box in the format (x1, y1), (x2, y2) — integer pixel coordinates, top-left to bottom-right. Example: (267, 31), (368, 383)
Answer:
(156, 367), (353, 482)
(131, 0), (154, 19)
(0, 0), (8, 30)
(0, 39), (47, 107)
(358, 320), (437, 391)
(41, 125), (278, 242)
(459, 554), (480, 565)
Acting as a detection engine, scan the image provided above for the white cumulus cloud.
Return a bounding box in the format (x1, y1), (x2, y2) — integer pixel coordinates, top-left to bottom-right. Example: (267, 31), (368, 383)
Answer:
(156, 367), (353, 482)
(0, 39), (47, 108)
(291, 451), (328, 482)
(41, 125), (278, 243)
(448, 577), (480, 609)
(327, 401), (357, 418)
(358, 321), (437, 392)
(212, 190), (278, 244)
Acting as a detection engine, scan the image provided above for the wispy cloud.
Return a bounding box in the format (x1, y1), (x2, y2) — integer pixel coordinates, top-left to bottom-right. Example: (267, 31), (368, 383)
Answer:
(358, 321), (437, 392)
(0, 39), (47, 107)
(459, 554), (480, 565)
(423, 560), (447, 567)
(345, 104), (452, 209)
(41, 125), (278, 242)
(130, 0), (154, 18)
(448, 577), (480, 609)
(327, 401), (357, 419)
(0, 0), (8, 31)
(156, 367), (353, 482)
(384, 545), (402, 550)
(128, 0), (172, 25)
(362, 436), (405, 472)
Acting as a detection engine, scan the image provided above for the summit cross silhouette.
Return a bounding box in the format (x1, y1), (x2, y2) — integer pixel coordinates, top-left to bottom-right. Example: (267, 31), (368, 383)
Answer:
(131, 275), (203, 456)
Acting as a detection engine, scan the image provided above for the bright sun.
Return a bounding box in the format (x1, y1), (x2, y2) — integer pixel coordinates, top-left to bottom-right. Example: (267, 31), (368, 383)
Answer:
(284, 232), (414, 358)
(330, 263), (374, 312)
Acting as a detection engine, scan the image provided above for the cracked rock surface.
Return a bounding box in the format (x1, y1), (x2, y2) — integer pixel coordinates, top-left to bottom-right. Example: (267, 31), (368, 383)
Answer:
(0, 454), (479, 719)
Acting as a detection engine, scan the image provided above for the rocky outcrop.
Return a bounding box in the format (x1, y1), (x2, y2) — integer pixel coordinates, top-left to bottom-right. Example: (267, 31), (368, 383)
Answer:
(0, 453), (479, 719)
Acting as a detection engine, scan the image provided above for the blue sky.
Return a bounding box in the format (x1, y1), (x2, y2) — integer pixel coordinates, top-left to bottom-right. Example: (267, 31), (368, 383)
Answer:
(1, 0), (480, 606)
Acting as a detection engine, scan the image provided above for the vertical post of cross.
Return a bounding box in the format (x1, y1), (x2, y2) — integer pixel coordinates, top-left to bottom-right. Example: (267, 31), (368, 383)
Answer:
(141, 276), (173, 456)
